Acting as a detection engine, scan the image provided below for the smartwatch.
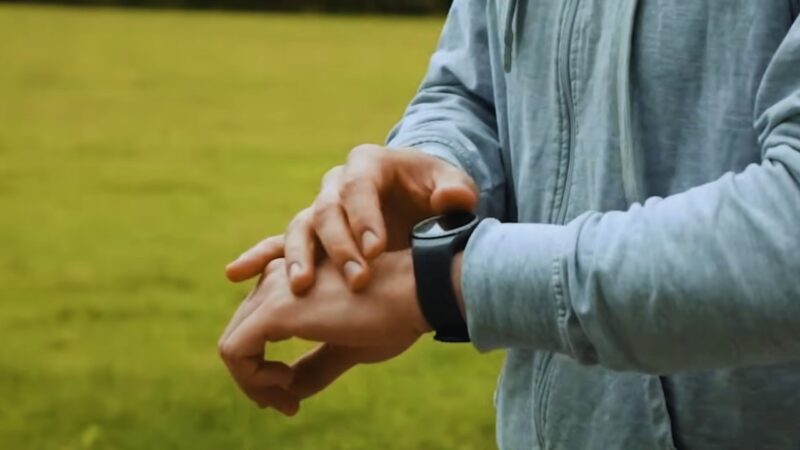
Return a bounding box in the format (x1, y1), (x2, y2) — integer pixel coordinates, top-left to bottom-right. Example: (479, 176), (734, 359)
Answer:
(411, 211), (480, 343)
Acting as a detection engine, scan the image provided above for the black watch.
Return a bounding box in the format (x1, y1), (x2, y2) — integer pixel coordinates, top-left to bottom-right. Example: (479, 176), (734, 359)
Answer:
(411, 211), (480, 343)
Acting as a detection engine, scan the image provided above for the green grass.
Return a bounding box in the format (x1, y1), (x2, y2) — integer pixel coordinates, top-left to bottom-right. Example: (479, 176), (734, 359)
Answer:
(0, 5), (503, 449)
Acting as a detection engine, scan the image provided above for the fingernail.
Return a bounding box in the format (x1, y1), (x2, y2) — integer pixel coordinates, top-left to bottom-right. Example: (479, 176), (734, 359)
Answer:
(289, 262), (302, 280)
(361, 231), (379, 253)
(344, 260), (362, 282)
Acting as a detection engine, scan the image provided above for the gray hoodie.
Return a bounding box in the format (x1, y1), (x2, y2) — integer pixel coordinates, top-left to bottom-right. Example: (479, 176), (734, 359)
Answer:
(387, 1), (800, 449)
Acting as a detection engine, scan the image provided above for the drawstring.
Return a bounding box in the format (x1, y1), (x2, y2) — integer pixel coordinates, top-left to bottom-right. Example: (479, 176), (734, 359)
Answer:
(617, 0), (643, 203)
(504, 0), (519, 73)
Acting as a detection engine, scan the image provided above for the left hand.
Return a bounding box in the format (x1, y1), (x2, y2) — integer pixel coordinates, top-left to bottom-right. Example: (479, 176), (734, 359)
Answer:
(218, 249), (429, 415)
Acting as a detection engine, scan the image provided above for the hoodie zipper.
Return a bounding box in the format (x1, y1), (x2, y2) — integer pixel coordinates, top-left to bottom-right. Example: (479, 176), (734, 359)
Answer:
(535, 6), (581, 449)
(534, 353), (555, 449)
(552, 0), (581, 225)
(618, 0), (643, 204)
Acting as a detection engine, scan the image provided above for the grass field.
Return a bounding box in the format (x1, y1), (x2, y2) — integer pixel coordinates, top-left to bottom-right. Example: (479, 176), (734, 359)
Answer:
(0, 5), (502, 449)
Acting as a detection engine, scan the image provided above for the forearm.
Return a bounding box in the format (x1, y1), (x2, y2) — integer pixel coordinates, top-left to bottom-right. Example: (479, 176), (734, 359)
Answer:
(460, 150), (800, 374)
(456, 17), (800, 374)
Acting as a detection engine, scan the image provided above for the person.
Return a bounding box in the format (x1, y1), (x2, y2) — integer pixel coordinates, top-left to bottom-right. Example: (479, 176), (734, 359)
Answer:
(218, 1), (800, 448)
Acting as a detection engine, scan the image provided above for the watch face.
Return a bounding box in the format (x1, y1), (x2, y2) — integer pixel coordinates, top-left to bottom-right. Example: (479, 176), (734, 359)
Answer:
(413, 211), (478, 239)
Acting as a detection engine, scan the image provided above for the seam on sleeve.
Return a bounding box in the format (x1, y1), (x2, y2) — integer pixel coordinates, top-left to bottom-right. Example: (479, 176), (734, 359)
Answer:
(405, 135), (479, 172)
(552, 256), (574, 358)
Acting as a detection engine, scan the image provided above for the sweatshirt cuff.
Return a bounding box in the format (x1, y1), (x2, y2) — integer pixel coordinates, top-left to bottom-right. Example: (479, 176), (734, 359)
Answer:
(461, 218), (576, 353)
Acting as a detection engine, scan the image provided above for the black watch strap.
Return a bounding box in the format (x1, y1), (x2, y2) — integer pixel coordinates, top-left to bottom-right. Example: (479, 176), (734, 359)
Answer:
(412, 235), (471, 343)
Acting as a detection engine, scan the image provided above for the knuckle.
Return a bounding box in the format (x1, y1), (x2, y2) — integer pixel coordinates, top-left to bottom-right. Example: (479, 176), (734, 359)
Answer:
(322, 165), (343, 185)
(218, 340), (235, 361)
(338, 175), (362, 198)
(265, 258), (285, 274)
(282, 240), (305, 261)
(344, 209), (369, 232)
(347, 143), (382, 161)
(287, 208), (312, 232)
(312, 199), (337, 224)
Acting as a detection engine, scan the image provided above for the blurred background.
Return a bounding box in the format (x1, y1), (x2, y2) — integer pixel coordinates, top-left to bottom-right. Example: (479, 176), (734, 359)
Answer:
(1, 0), (452, 13)
(0, 1), (503, 449)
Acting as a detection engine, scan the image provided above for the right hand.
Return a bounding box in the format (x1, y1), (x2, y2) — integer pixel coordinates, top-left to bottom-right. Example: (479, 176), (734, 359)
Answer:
(225, 144), (478, 293)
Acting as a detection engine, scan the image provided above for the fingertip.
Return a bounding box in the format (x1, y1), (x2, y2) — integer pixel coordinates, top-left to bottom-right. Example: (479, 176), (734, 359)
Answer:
(344, 261), (371, 291)
(284, 402), (300, 417)
(266, 402), (298, 417)
(431, 182), (479, 214)
(289, 263), (314, 294)
(290, 280), (313, 296)
(226, 261), (261, 283)
(271, 391), (301, 417)
(225, 250), (264, 282)
(225, 263), (245, 282)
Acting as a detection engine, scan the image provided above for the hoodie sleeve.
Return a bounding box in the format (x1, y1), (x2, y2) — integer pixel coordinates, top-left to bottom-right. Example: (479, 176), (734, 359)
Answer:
(462, 15), (800, 374)
(386, 0), (507, 220)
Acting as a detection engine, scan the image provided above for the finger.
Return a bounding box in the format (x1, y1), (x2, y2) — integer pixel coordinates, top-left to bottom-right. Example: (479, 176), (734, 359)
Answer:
(283, 208), (316, 294)
(225, 235), (285, 282)
(219, 293), (290, 386)
(314, 203), (371, 291)
(341, 149), (390, 260)
(341, 179), (386, 260)
(249, 360), (294, 389)
(220, 338), (294, 399)
(312, 188), (370, 291)
(289, 344), (359, 400)
(219, 291), (261, 345)
(429, 163), (480, 214)
(222, 291), (291, 366)
(227, 359), (295, 394)
(251, 386), (301, 416)
(219, 259), (285, 343)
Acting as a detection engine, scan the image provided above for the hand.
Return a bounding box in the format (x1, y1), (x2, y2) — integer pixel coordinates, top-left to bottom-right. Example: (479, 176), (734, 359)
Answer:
(224, 144), (477, 293)
(218, 250), (430, 415)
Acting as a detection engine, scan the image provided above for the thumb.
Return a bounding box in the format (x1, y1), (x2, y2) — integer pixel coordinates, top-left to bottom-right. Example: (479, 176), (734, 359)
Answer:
(429, 165), (479, 214)
(288, 344), (358, 400)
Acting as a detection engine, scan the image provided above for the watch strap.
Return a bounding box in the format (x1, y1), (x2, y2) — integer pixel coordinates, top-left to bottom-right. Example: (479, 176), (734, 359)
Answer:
(412, 236), (470, 342)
